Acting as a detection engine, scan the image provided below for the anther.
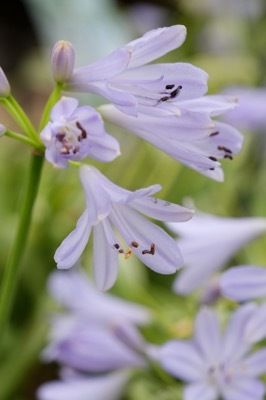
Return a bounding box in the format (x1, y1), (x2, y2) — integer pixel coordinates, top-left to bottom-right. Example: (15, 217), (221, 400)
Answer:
(142, 243), (155, 255)
(131, 241), (139, 248)
(224, 154), (233, 160)
(119, 249), (124, 254)
(210, 131), (219, 137)
(170, 85), (182, 99)
(217, 145), (232, 154)
(76, 121), (87, 139)
(209, 156), (217, 162)
(114, 243), (120, 249)
(165, 84), (175, 90)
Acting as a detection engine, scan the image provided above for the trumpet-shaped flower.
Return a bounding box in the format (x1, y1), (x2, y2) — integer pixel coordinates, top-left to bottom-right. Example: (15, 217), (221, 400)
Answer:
(65, 25), (209, 116)
(100, 103), (243, 181)
(54, 165), (194, 290)
(38, 269), (150, 400)
(166, 210), (266, 294)
(159, 305), (266, 400)
(40, 96), (120, 168)
(220, 266), (266, 302)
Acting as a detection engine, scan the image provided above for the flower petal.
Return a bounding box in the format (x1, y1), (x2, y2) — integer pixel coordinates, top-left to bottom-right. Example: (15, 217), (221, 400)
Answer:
(194, 308), (221, 363)
(221, 377), (265, 400)
(50, 96), (79, 121)
(184, 382), (218, 400)
(244, 349), (266, 377)
(87, 132), (121, 162)
(37, 371), (130, 400)
(110, 205), (183, 274)
(130, 196), (195, 222)
(220, 266), (266, 301)
(93, 222), (119, 291)
(54, 210), (91, 269)
(159, 340), (205, 381)
(126, 25), (187, 68)
(244, 302), (266, 344)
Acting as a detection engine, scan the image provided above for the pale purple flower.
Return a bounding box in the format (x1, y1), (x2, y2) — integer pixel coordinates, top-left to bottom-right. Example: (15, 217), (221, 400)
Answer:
(166, 210), (266, 294)
(159, 305), (266, 400)
(99, 96), (243, 181)
(220, 266), (266, 301)
(65, 25), (209, 116)
(222, 87), (266, 132)
(0, 123), (6, 137)
(37, 370), (129, 400)
(38, 269), (149, 399)
(54, 165), (194, 290)
(40, 96), (120, 168)
(47, 268), (151, 324)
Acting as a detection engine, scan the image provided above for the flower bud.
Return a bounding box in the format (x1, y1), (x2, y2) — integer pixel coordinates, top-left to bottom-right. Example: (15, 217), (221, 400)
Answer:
(0, 124), (7, 137)
(0, 67), (11, 97)
(51, 40), (75, 83)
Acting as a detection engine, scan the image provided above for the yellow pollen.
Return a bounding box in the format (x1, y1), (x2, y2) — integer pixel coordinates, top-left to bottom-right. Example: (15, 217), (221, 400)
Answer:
(124, 248), (133, 259)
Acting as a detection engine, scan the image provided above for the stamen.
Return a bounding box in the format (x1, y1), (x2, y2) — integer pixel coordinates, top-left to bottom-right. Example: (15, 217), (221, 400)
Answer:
(170, 85), (182, 99)
(119, 249), (124, 254)
(142, 243), (156, 255)
(165, 84), (175, 90)
(217, 145), (232, 154)
(131, 241), (139, 248)
(209, 156), (217, 162)
(210, 131), (219, 137)
(76, 121), (87, 139)
(224, 154), (233, 160)
(113, 243), (120, 249)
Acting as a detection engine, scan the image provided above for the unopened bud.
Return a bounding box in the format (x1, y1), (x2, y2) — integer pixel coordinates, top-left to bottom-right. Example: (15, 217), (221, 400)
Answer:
(0, 67), (11, 97)
(51, 40), (75, 83)
(0, 124), (7, 137)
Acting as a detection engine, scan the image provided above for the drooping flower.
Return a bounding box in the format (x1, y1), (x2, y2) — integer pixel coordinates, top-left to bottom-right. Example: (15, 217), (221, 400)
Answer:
(220, 265), (266, 302)
(166, 209), (266, 295)
(54, 165), (194, 290)
(37, 268), (150, 400)
(40, 96), (120, 168)
(99, 96), (243, 181)
(64, 25), (209, 116)
(37, 370), (129, 400)
(158, 305), (266, 400)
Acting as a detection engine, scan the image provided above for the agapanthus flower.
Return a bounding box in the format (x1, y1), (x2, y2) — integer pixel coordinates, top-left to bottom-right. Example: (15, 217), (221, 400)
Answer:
(40, 96), (120, 168)
(220, 265), (266, 302)
(166, 209), (266, 294)
(54, 165), (194, 290)
(99, 96), (243, 181)
(64, 25), (209, 116)
(159, 304), (266, 400)
(37, 269), (150, 400)
(37, 370), (129, 400)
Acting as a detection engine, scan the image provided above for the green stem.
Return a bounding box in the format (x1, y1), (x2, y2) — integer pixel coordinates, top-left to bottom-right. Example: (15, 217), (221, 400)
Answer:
(0, 95), (40, 144)
(39, 83), (63, 132)
(5, 129), (45, 150)
(0, 152), (44, 335)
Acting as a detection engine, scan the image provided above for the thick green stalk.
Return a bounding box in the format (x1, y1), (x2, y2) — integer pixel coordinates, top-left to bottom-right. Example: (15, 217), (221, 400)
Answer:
(0, 151), (44, 335)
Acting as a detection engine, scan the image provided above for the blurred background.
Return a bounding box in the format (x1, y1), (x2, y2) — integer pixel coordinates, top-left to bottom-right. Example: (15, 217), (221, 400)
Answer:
(1, 0), (266, 398)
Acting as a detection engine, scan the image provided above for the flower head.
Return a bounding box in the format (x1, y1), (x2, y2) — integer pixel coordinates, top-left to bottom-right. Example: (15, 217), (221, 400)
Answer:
(65, 25), (208, 116)
(54, 165), (194, 290)
(166, 209), (266, 295)
(159, 305), (266, 400)
(40, 96), (120, 168)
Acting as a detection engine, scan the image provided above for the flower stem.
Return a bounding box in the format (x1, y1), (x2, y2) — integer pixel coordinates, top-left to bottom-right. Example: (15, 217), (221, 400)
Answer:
(0, 95), (40, 144)
(0, 151), (44, 336)
(5, 129), (45, 150)
(38, 82), (63, 132)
